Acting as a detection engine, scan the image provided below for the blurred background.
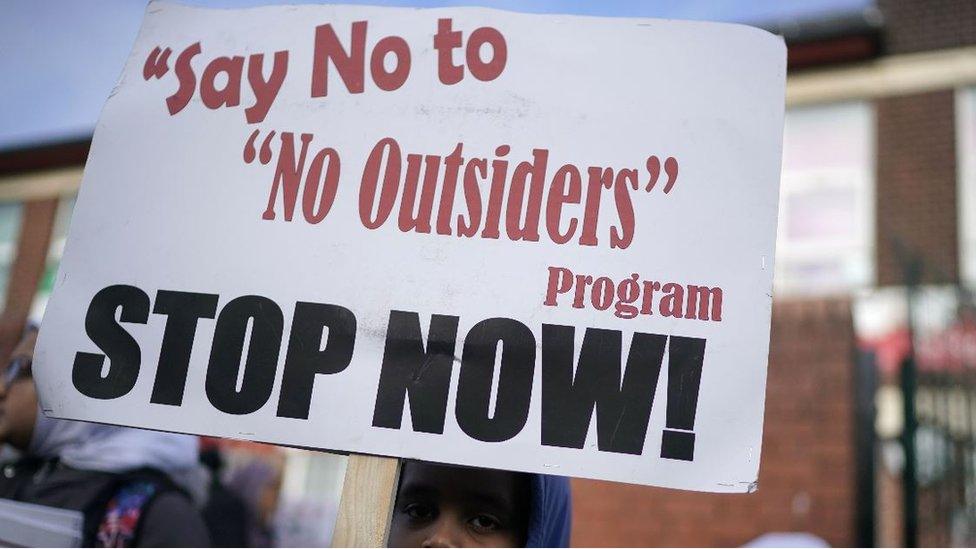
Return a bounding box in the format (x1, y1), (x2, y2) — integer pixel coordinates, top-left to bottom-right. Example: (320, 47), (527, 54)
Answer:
(2, 0), (976, 546)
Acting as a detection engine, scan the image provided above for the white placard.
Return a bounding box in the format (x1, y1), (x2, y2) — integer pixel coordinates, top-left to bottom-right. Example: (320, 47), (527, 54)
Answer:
(0, 498), (83, 548)
(34, 1), (785, 492)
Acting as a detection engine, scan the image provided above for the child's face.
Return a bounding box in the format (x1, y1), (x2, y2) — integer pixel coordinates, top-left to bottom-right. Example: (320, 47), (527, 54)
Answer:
(388, 461), (531, 548)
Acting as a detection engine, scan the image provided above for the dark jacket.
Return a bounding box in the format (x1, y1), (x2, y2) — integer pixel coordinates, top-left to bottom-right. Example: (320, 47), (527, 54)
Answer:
(201, 478), (250, 547)
(0, 457), (210, 547)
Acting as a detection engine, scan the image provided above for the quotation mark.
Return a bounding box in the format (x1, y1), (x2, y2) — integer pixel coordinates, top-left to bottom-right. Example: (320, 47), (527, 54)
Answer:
(143, 46), (172, 80)
(243, 129), (277, 165)
(645, 156), (679, 194)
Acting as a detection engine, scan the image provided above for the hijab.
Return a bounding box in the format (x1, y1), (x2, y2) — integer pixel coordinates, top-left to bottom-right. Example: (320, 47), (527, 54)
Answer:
(525, 474), (573, 547)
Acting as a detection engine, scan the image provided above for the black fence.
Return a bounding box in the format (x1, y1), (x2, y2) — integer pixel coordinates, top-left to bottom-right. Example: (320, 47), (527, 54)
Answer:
(900, 283), (976, 547)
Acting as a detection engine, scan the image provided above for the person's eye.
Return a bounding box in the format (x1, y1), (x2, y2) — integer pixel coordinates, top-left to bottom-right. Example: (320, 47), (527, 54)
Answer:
(468, 514), (502, 534)
(403, 502), (436, 522)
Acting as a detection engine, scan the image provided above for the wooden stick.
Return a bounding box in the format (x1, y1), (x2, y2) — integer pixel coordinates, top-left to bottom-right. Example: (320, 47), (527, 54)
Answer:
(332, 454), (402, 547)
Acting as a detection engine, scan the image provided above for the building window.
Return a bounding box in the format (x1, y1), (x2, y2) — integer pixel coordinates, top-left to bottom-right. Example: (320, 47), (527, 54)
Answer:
(958, 87), (976, 286)
(30, 193), (76, 319)
(774, 101), (875, 295)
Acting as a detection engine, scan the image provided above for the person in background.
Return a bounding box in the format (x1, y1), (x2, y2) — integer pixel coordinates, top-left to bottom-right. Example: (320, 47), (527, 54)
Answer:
(388, 460), (572, 548)
(0, 326), (211, 547)
(200, 444), (251, 547)
(225, 458), (283, 547)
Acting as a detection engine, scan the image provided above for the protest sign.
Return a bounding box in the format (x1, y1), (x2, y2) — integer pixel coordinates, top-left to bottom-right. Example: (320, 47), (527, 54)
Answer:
(34, 1), (785, 493)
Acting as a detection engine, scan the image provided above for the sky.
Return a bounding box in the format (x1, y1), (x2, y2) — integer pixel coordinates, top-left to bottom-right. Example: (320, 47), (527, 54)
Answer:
(0, 0), (871, 150)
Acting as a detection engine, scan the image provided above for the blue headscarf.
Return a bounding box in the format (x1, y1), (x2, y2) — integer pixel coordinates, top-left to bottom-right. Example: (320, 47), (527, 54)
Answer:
(525, 475), (572, 547)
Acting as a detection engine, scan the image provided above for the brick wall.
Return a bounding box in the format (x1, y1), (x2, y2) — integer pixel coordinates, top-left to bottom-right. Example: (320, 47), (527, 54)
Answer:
(875, 90), (959, 285)
(877, 0), (976, 55)
(570, 299), (858, 547)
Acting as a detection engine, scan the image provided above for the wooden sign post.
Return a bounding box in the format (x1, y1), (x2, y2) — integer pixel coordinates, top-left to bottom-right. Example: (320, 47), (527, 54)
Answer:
(332, 455), (402, 547)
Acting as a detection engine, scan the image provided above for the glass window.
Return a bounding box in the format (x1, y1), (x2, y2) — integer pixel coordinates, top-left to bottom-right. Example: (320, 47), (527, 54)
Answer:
(30, 193), (76, 320)
(774, 102), (874, 294)
(0, 202), (24, 312)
